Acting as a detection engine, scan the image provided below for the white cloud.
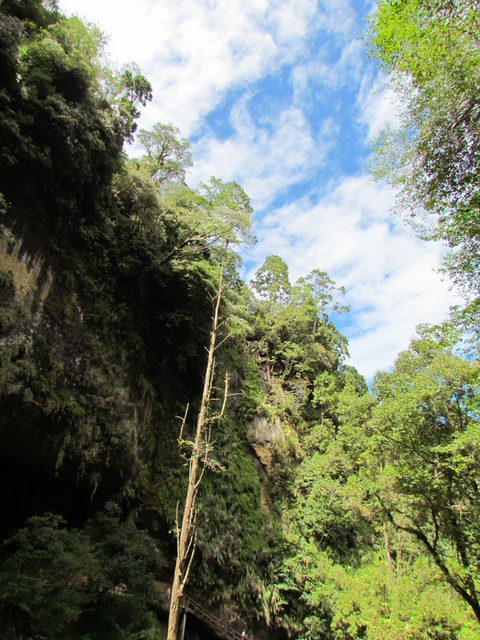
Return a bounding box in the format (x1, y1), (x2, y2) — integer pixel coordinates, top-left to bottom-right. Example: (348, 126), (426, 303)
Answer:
(292, 37), (365, 108)
(189, 98), (336, 209)
(59, 0), (351, 136)
(356, 71), (401, 141)
(247, 176), (461, 379)
(57, 0), (463, 381)
(316, 0), (357, 36)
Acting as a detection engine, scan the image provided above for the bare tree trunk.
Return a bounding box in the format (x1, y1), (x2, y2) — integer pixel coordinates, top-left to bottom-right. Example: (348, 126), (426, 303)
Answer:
(167, 264), (225, 640)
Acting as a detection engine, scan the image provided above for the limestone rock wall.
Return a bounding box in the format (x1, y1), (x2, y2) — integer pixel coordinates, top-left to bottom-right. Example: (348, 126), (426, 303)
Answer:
(246, 413), (284, 473)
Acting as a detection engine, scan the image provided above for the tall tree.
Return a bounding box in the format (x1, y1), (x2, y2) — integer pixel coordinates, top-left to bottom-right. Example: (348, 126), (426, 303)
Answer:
(166, 178), (254, 640)
(251, 255), (291, 307)
(196, 177), (255, 251)
(109, 64), (152, 140)
(367, 337), (480, 623)
(293, 269), (349, 341)
(136, 122), (192, 185)
(365, 0), (480, 295)
(154, 177), (254, 268)
(167, 262), (227, 640)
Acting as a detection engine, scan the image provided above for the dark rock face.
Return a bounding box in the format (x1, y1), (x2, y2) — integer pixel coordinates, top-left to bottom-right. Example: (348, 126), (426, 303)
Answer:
(0, 233), (150, 537)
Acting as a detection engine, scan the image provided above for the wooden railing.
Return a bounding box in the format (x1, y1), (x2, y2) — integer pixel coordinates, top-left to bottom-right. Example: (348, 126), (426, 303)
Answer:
(182, 596), (246, 640)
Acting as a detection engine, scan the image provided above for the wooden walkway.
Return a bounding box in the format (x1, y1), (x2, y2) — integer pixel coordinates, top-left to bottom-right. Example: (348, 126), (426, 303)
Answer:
(182, 596), (247, 640)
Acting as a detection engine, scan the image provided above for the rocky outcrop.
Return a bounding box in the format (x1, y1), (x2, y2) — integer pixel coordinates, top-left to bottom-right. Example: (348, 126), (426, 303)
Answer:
(246, 413), (284, 473)
(0, 233), (53, 315)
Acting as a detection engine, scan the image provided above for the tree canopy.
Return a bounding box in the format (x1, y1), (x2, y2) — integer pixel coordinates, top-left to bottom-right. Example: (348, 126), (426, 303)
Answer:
(368, 338), (480, 622)
(366, 0), (480, 296)
(136, 122), (192, 185)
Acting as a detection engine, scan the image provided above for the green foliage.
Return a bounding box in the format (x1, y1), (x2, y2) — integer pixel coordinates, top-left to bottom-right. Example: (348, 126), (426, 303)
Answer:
(293, 269), (349, 341)
(191, 413), (276, 626)
(0, 513), (99, 639)
(197, 176), (255, 250)
(0, 507), (162, 640)
(86, 503), (159, 601)
(137, 121), (191, 184)
(237, 262), (376, 634)
(0, 0), (151, 255)
(241, 354), (267, 416)
(251, 254), (291, 306)
(332, 552), (477, 640)
(365, 0), (480, 296)
(199, 451), (264, 564)
(3, 3), (480, 639)
(18, 15), (101, 101)
(246, 259), (350, 445)
(110, 64), (153, 139)
(367, 337), (480, 622)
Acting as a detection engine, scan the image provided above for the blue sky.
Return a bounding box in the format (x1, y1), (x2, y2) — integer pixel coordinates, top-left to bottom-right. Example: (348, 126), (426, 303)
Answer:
(59, 0), (460, 380)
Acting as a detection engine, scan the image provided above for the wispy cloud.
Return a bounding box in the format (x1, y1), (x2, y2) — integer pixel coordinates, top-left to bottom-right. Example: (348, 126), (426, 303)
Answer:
(356, 71), (401, 141)
(316, 0), (357, 36)
(189, 98), (336, 209)
(60, 0), (355, 135)
(292, 37), (365, 109)
(246, 176), (460, 379)
(58, 0), (462, 380)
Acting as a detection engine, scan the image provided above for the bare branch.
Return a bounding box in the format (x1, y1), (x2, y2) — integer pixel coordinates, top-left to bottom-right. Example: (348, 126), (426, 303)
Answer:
(177, 404), (189, 444)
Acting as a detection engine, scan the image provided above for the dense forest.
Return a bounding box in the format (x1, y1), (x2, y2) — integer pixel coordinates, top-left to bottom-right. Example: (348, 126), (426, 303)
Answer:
(0, 0), (479, 639)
